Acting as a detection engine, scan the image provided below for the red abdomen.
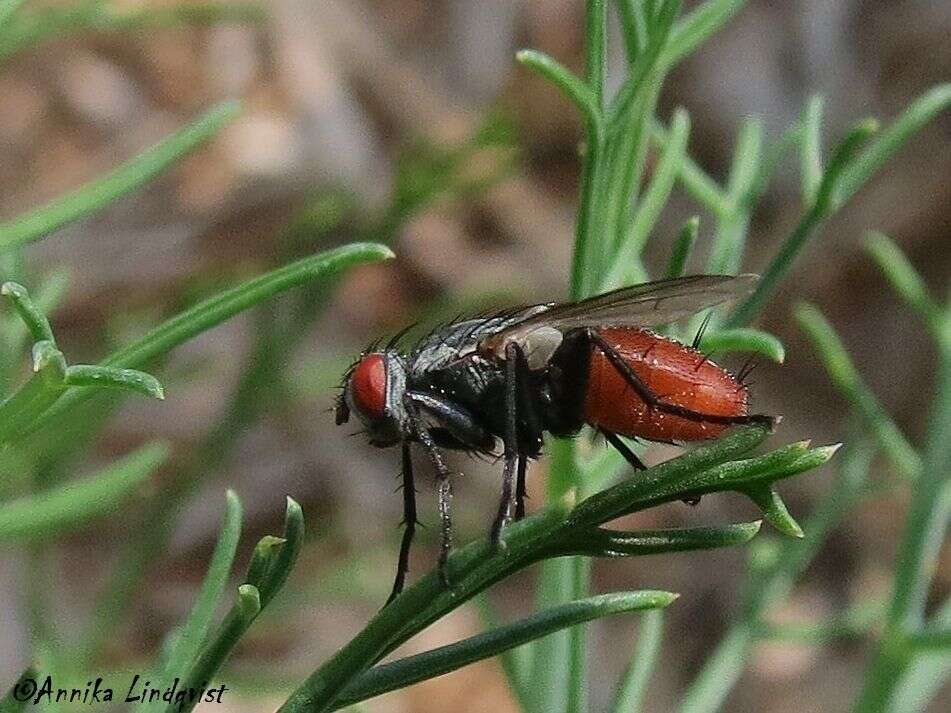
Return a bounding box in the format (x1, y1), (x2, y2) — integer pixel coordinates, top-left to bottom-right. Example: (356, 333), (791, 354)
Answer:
(583, 328), (748, 442)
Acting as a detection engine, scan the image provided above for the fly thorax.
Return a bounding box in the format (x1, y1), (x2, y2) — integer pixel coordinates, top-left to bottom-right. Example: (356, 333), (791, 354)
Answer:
(519, 326), (564, 369)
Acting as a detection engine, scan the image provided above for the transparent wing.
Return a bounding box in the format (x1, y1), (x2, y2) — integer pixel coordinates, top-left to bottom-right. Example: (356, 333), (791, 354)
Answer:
(481, 274), (756, 352)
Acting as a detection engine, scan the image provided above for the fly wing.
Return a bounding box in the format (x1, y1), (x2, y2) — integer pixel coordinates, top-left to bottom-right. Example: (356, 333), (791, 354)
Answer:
(480, 274), (756, 354)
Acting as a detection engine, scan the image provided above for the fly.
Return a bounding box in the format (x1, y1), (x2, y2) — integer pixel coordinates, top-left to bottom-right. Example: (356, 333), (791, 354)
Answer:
(334, 274), (778, 603)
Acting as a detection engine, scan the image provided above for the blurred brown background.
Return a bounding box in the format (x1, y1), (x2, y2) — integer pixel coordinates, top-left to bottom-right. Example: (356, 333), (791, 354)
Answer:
(1, 1), (949, 711)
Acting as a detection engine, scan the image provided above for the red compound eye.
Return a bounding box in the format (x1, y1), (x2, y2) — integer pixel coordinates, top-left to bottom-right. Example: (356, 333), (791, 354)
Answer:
(350, 353), (386, 420)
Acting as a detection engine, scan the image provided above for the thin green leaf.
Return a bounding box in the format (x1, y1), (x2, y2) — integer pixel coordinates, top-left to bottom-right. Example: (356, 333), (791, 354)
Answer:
(570, 424), (773, 527)
(865, 232), (945, 342)
(678, 626), (754, 713)
(555, 521), (762, 557)
(814, 118), (878, 213)
(614, 0), (648, 63)
(649, 118), (729, 217)
(608, 108), (691, 287)
(168, 499), (302, 713)
(678, 439), (875, 713)
(30, 243), (394, 432)
(906, 630), (951, 652)
(833, 83), (951, 208)
(3, 269), (70, 364)
(607, 0), (680, 136)
(611, 609), (665, 713)
(516, 49), (601, 129)
(795, 302), (920, 478)
(154, 490), (243, 687)
(742, 486), (803, 538)
(665, 216), (700, 279)
(245, 535), (287, 589)
(64, 364), (164, 400)
(476, 595), (532, 710)
(167, 584), (262, 713)
(854, 341), (951, 712)
(661, 0), (747, 69)
(330, 591), (677, 711)
(584, 0), (606, 109)
(0, 0), (28, 31)
(707, 117), (761, 275)
(256, 496), (304, 607)
(0, 341), (66, 444)
(1, 281), (54, 343)
(0, 443), (168, 542)
(800, 95), (824, 205)
(889, 597), (951, 713)
(700, 327), (785, 363)
(727, 87), (948, 328)
(0, 101), (239, 250)
(0, 2), (263, 61)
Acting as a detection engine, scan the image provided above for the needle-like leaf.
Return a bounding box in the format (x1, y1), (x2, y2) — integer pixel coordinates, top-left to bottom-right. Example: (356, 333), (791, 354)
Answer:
(330, 591), (677, 711)
(0, 102), (240, 250)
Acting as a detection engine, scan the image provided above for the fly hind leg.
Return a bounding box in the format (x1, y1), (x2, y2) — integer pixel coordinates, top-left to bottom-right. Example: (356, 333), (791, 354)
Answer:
(600, 429), (647, 470)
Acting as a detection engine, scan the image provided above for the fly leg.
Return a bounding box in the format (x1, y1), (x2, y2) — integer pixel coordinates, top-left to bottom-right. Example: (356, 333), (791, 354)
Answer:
(600, 429), (647, 470)
(491, 342), (521, 547)
(587, 329), (775, 428)
(491, 341), (539, 546)
(386, 441), (417, 606)
(515, 454), (527, 520)
(403, 394), (456, 590)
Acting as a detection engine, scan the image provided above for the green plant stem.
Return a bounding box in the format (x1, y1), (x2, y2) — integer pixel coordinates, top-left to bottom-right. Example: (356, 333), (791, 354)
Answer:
(728, 84), (950, 327)
(0, 102), (240, 250)
(853, 341), (951, 712)
(611, 609), (665, 713)
(677, 439), (874, 713)
(889, 597), (951, 713)
(279, 426), (833, 713)
(168, 498), (302, 713)
(833, 84), (951, 207)
(330, 592), (677, 711)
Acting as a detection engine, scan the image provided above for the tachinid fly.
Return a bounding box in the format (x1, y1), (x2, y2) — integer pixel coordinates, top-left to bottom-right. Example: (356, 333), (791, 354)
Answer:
(335, 274), (778, 603)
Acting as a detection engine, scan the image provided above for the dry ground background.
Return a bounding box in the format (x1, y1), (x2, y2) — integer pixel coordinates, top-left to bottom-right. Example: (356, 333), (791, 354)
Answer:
(0, 1), (949, 711)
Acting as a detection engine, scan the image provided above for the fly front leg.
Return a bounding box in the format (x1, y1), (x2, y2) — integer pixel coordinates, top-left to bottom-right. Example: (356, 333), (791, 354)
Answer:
(587, 329), (775, 428)
(386, 441), (418, 606)
(403, 394), (456, 590)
